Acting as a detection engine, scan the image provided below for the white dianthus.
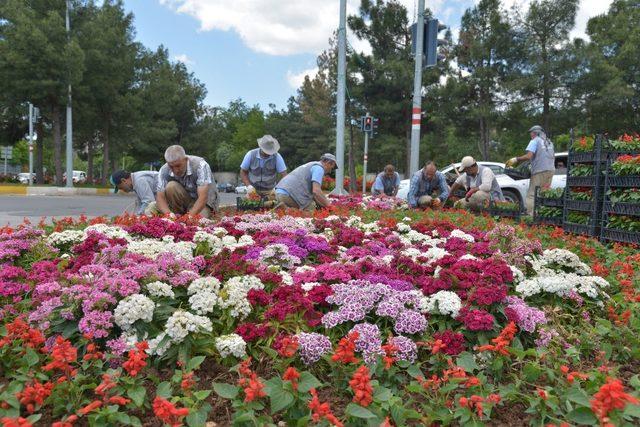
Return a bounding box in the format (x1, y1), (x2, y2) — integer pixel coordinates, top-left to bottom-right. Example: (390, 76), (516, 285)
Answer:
(114, 294), (155, 330)
(84, 224), (131, 241)
(215, 334), (247, 358)
(301, 282), (322, 292)
(449, 229), (475, 242)
(147, 332), (171, 356)
(423, 291), (462, 317)
(189, 291), (219, 315)
(165, 310), (213, 343)
(146, 281), (175, 298)
(188, 277), (221, 295)
(47, 230), (84, 247)
(219, 275), (264, 319)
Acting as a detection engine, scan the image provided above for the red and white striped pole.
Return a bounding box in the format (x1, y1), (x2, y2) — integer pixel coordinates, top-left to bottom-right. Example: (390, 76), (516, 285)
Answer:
(409, 0), (425, 174)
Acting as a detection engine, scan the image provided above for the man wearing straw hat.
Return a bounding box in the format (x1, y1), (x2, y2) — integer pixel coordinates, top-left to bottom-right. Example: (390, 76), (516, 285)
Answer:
(239, 135), (288, 200)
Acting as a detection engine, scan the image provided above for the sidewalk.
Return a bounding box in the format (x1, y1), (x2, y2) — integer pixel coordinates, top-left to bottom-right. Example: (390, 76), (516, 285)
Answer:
(0, 185), (115, 196)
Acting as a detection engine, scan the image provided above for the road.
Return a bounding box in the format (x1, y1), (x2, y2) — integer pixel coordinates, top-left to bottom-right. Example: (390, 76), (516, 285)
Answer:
(0, 193), (238, 226)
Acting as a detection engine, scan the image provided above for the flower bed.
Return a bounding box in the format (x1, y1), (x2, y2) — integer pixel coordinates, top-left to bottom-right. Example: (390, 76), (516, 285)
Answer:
(1, 207), (639, 426)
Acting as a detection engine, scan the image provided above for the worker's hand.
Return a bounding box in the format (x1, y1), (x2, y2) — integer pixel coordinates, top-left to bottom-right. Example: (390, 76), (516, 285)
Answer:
(168, 212), (176, 220)
(506, 157), (518, 168)
(246, 185), (255, 194)
(432, 198), (441, 208)
(465, 189), (475, 200)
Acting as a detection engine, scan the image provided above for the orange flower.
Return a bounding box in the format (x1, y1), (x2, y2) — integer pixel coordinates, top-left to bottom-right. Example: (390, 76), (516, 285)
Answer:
(77, 400), (103, 416)
(591, 378), (640, 425)
(475, 322), (517, 355)
(464, 377), (481, 388)
(43, 336), (77, 375)
(308, 388), (343, 427)
(332, 332), (359, 364)
(107, 396), (130, 406)
(0, 417), (33, 427)
(537, 389), (548, 400)
(349, 365), (374, 407)
(283, 367), (301, 391)
(16, 380), (54, 414)
(380, 341), (397, 370)
(122, 341), (149, 377)
(152, 397), (189, 427)
(431, 339), (447, 355)
(181, 372), (196, 392)
(236, 358), (266, 403)
(278, 336), (299, 358)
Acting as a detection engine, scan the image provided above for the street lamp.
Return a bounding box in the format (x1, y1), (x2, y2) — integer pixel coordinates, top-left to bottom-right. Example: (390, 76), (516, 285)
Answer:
(65, 0), (73, 188)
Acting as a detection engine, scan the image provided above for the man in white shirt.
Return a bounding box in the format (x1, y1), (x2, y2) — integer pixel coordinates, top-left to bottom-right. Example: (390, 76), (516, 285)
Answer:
(448, 156), (504, 211)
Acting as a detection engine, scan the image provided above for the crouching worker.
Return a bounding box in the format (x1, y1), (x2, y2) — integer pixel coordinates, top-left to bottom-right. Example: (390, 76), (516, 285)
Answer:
(372, 164), (400, 197)
(109, 170), (158, 215)
(407, 161), (449, 209)
(449, 156), (504, 212)
(147, 145), (219, 217)
(274, 153), (337, 212)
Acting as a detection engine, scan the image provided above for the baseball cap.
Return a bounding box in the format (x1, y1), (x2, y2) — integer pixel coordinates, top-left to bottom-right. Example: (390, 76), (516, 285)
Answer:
(321, 153), (338, 168)
(457, 156), (476, 173)
(109, 170), (130, 193)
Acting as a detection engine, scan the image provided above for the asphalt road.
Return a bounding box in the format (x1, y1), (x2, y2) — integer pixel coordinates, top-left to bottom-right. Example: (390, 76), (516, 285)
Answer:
(0, 193), (238, 226)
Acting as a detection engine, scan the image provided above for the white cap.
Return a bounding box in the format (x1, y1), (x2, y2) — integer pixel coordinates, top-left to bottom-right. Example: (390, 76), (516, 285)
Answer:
(457, 156), (476, 172)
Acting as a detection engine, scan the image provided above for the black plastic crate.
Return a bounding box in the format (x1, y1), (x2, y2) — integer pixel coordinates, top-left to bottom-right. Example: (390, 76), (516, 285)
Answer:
(604, 202), (640, 216)
(563, 222), (597, 237)
(569, 151), (598, 163)
(533, 216), (563, 226)
(564, 199), (595, 212)
(601, 228), (640, 245)
(606, 176), (640, 188)
(487, 208), (521, 221)
(537, 197), (564, 207)
(567, 176), (599, 187)
(236, 197), (265, 211)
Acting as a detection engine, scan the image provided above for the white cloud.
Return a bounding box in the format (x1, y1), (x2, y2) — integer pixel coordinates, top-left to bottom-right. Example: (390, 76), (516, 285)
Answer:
(173, 53), (195, 65)
(286, 67), (319, 89)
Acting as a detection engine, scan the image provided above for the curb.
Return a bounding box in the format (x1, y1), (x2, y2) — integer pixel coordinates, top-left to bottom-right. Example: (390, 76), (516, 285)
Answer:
(0, 185), (117, 196)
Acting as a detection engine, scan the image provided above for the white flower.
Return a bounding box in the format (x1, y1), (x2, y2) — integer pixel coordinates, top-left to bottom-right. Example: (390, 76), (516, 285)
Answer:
(165, 310), (213, 343)
(147, 332), (171, 356)
(422, 291), (462, 317)
(47, 230), (84, 247)
(301, 281), (322, 292)
(281, 271), (294, 286)
(219, 275), (264, 319)
(396, 223), (411, 233)
(460, 254), (478, 261)
(145, 281), (175, 298)
(84, 224), (131, 241)
(114, 294), (155, 330)
(509, 266), (525, 284)
(127, 238), (195, 261)
(449, 229), (475, 242)
(402, 217), (412, 222)
(434, 265), (442, 278)
(188, 277), (221, 295)
(189, 291), (219, 315)
(423, 247), (449, 263)
(215, 334), (247, 358)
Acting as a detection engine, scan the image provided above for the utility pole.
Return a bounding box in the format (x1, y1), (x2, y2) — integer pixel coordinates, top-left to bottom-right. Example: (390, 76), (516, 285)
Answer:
(332, 0), (347, 195)
(28, 103), (34, 186)
(409, 0), (425, 175)
(362, 113), (370, 194)
(65, 0), (73, 188)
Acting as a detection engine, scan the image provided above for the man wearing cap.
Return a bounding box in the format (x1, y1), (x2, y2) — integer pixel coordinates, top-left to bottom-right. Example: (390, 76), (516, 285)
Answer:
(239, 135), (287, 199)
(372, 164), (401, 197)
(110, 170), (159, 215)
(448, 156), (504, 211)
(506, 125), (555, 215)
(274, 154), (337, 211)
(407, 161), (449, 209)
(148, 145), (218, 217)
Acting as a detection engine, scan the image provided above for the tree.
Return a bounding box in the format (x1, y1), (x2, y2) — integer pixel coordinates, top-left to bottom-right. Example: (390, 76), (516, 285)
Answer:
(511, 0), (579, 134)
(0, 0), (85, 184)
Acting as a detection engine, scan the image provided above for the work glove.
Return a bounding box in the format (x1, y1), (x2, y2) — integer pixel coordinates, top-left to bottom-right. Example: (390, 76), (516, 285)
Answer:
(246, 185), (256, 194)
(505, 157), (518, 168)
(465, 190), (475, 200)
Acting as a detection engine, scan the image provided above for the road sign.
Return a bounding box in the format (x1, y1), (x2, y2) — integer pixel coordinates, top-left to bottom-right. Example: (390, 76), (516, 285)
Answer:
(29, 145), (34, 152)
(0, 146), (13, 160)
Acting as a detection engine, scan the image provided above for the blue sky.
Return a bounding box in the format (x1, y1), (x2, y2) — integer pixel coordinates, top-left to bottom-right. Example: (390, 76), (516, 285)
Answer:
(122, 0), (610, 110)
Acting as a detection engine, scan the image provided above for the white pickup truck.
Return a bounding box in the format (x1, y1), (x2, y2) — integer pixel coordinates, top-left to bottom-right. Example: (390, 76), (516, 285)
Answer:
(396, 153), (568, 209)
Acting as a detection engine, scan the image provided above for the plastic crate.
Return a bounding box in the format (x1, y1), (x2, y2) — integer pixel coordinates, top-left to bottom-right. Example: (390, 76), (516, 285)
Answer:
(537, 197), (564, 207)
(563, 222), (597, 237)
(569, 151), (598, 163)
(236, 197), (265, 211)
(533, 216), (563, 226)
(564, 199), (595, 212)
(487, 208), (521, 221)
(567, 176), (599, 187)
(604, 202), (640, 216)
(606, 176), (640, 188)
(601, 228), (640, 245)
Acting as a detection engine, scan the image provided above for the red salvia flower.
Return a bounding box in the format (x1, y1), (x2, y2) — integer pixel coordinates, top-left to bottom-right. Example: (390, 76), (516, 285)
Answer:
(152, 397), (189, 427)
(43, 336), (77, 375)
(475, 322), (517, 355)
(380, 341), (397, 370)
(349, 365), (374, 407)
(308, 388), (343, 427)
(0, 318), (44, 349)
(15, 380), (54, 414)
(332, 332), (359, 364)
(236, 358), (267, 402)
(283, 367), (301, 391)
(77, 400), (103, 416)
(591, 378), (640, 426)
(122, 341), (149, 377)
(181, 372), (196, 392)
(277, 336), (299, 358)
(0, 417), (33, 427)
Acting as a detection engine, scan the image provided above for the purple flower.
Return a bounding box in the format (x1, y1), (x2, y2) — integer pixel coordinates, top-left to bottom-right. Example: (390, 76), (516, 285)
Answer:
(393, 310), (428, 334)
(78, 310), (113, 339)
(349, 323), (383, 362)
(297, 332), (332, 365)
(389, 336), (418, 363)
(504, 296), (547, 333)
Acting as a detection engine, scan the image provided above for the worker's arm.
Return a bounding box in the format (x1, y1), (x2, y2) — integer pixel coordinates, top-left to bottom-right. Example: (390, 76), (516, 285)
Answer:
(312, 182), (331, 207)
(155, 191), (171, 214)
(239, 168), (252, 187)
(447, 174), (466, 199)
(477, 168), (493, 192)
(516, 151), (534, 163)
(188, 185), (209, 215)
(276, 155), (288, 180)
(437, 173), (450, 201)
(135, 180), (156, 215)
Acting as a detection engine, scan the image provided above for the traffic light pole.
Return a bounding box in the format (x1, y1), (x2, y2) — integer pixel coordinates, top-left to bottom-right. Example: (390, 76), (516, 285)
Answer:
(362, 130), (369, 194)
(332, 0), (347, 195)
(65, 0), (73, 188)
(409, 0), (425, 176)
(28, 103), (34, 186)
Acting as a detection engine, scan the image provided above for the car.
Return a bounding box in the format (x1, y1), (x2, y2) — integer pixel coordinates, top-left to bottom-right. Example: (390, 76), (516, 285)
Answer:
(217, 183), (236, 193)
(396, 154), (568, 210)
(235, 185), (249, 194)
(17, 172), (36, 184)
(63, 170), (87, 184)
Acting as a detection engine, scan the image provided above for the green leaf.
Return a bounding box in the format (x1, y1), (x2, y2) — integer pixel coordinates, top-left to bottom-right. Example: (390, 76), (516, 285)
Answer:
(156, 381), (172, 399)
(24, 348), (39, 367)
(456, 352), (479, 372)
(186, 403), (211, 427)
(186, 356), (206, 372)
(127, 385), (146, 407)
(373, 386), (392, 402)
(566, 407), (598, 425)
(269, 385), (294, 413)
(523, 363), (541, 382)
(213, 382), (239, 399)
(345, 403), (377, 419)
(566, 386), (591, 407)
(193, 390), (212, 400)
(406, 364), (423, 379)
(297, 372), (321, 393)
(623, 403), (640, 419)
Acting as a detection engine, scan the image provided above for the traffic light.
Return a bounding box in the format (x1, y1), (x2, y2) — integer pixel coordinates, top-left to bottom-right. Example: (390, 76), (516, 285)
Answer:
(371, 118), (380, 137)
(363, 116), (372, 132)
(425, 19), (448, 67)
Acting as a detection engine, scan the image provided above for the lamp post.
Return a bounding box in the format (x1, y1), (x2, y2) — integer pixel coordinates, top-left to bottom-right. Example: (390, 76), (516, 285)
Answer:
(65, 0), (74, 188)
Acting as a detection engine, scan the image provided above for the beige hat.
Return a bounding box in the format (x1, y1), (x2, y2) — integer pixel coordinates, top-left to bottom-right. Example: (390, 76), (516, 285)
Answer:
(457, 156), (476, 172)
(257, 135), (280, 156)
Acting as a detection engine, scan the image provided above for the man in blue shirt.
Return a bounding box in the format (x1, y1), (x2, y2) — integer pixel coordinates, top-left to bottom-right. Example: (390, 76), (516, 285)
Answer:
(407, 162), (450, 209)
(275, 154), (337, 211)
(372, 165), (401, 196)
(240, 135), (287, 200)
(506, 125), (555, 215)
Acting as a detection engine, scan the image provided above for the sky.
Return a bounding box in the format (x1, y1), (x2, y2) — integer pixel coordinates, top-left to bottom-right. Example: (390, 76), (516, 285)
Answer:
(122, 0), (613, 110)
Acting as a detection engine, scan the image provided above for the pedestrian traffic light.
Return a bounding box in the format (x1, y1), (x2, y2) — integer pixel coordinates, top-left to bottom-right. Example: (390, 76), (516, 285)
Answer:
(425, 18), (448, 67)
(363, 116), (372, 132)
